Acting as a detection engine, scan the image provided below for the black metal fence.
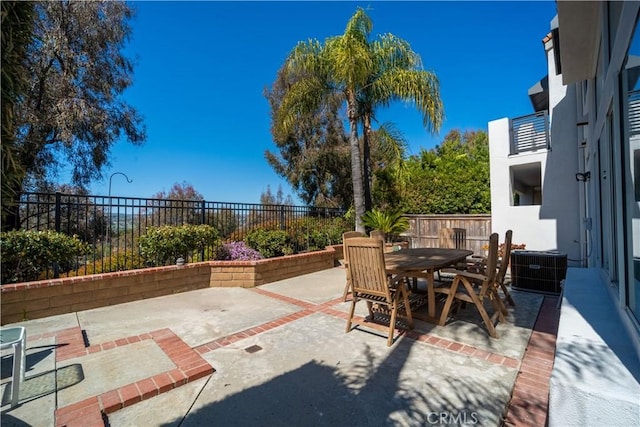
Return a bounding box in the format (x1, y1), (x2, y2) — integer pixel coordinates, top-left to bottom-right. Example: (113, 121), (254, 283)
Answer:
(14, 192), (347, 277)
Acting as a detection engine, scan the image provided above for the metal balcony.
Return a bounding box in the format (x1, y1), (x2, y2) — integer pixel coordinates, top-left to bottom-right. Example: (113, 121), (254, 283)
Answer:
(509, 111), (550, 155)
(629, 89), (640, 136)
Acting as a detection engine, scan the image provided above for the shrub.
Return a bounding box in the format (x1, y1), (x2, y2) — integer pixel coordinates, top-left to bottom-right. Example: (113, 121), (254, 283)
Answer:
(1, 230), (89, 284)
(63, 250), (146, 276)
(244, 228), (293, 258)
(139, 224), (218, 266)
(286, 216), (351, 252)
(361, 208), (409, 241)
(215, 241), (263, 261)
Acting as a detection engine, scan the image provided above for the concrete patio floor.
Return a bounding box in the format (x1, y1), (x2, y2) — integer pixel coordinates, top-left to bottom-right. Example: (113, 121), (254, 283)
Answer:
(1, 266), (559, 426)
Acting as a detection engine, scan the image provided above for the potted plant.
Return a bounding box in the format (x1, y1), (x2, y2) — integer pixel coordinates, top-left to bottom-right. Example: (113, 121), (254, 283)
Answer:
(361, 208), (410, 250)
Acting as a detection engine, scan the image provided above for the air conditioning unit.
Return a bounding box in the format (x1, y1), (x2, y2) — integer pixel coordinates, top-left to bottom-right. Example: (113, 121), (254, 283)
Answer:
(510, 250), (567, 294)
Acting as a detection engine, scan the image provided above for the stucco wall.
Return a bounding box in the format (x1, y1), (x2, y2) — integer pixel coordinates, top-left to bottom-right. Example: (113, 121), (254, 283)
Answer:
(489, 118), (558, 252)
(488, 40), (581, 265)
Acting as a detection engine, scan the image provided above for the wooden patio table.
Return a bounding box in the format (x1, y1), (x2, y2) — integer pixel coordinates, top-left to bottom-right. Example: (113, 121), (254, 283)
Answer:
(384, 247), (474, 324)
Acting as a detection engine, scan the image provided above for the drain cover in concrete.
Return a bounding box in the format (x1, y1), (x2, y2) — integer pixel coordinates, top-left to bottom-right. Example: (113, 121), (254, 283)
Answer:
(244, 345), (262, 354)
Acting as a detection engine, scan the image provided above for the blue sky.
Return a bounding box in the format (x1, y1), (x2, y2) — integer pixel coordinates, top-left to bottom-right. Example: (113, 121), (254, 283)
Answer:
(91, 1), (558, 203)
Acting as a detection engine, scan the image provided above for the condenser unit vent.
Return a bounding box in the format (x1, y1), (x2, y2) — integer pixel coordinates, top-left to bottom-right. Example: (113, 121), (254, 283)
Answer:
(510, 250), (567, 294)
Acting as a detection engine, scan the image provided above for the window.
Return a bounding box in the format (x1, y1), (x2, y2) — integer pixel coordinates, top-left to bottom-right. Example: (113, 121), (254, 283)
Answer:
(598, 114), (618, 283)
(622, 14), (640, 323)
(510, 163), (542, 206)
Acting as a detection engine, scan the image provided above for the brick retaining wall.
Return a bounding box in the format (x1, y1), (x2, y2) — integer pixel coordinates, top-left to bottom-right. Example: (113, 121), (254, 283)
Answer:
(1, 245), (341, 324)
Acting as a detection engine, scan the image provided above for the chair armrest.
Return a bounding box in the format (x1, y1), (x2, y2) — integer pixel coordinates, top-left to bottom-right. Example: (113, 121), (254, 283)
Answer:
(451, 269), (488, 283)
(388, 273), (409, 288)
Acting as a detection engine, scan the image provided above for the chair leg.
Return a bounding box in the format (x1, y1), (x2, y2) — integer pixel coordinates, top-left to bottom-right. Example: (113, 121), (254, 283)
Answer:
(10, 338), (24, 408)
(365, 301), (375, 319)
(400, 287), (414, 329)
(342, 278), (351, 302)
(438, 280), (460, 326)
(500, 281), (515, 306)
(346, 298), (357, 333)
(489, 291), (507, 324)
(462, 283), (498, 339)
(491, 285), (508, 317)
(387, 300), (398, 347)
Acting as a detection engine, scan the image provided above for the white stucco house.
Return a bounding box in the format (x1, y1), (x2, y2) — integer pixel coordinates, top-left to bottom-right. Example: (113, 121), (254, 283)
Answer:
(488, 1), (640, 425)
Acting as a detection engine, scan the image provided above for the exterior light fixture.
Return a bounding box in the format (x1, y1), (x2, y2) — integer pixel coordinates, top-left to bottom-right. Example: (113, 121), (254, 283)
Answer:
(575, 171), (591, 181)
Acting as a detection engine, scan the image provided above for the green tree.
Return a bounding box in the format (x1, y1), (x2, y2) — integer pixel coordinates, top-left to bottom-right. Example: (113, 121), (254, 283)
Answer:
(402, 130), (491, 214)
(1, 1), (34, 230)
(277, 8), (374, 232)
(275, 7), (442, 231)
(19, 184), (109, 242)
(146, 182), (204, 226)
(265, 67), (352, 209)
(368, 123), (410, 210)
(4, 1), (146, 230)
(260, 184), (294, 206)
(360, 33), (443, 211)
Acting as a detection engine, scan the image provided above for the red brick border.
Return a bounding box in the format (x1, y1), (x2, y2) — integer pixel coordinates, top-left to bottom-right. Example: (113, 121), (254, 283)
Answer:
(503, 296), (559, 426)
(195, 287), (522, 370)
(52, 328), (214, 426)
(33, 282), (555, 426)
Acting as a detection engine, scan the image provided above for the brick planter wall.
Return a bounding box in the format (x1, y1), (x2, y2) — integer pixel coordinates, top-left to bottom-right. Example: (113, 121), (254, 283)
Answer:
(1, 246), (340, 324)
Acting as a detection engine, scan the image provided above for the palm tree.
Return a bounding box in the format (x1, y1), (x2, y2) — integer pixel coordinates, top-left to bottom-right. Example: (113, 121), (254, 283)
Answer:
(360, 33), (444, 210)
(278, 8), (373, 232)
(277, 7), (443, 232)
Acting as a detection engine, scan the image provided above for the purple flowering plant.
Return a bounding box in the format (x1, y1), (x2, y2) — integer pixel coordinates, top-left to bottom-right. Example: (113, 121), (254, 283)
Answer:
(217, 241), (263, 261)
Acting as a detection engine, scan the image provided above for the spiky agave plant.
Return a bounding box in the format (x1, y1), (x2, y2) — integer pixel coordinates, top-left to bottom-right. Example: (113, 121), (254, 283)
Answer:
(361, 208), (409, 242)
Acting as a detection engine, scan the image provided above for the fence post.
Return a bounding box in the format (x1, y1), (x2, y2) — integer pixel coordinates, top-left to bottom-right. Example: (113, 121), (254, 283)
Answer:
(280, 205), (285, 231)
(201, 200), (206, 261)
(53, 192), (61, 278)
(54, 192), (61, 233)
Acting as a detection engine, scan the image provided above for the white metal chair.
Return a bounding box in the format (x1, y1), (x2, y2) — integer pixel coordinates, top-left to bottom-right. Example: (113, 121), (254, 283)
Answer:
(1, 326), (26, 408)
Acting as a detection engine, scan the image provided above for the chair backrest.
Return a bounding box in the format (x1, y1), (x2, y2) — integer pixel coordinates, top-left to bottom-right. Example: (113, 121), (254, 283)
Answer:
(496, 230), (513, 283)
(343, 231), (365, 241)
(369, 230), (385, 242)
(344, 237), (392, 302)
(439, 227), (467, 249)
(484, 233), (500, 284)
(342, 231), (365, 264)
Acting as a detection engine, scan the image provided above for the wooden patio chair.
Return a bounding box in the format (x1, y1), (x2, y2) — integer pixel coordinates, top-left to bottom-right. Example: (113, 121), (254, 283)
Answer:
(435, 233), (506, 338)
(369, 229), (386, 242)
(437, 227), (467, 280)
(344, 237), (413, 346)
(458, 229), (515, 311)
(496, 230), (515, 307)
(438, 227), (467, 249)
(341, 231), (365, 301)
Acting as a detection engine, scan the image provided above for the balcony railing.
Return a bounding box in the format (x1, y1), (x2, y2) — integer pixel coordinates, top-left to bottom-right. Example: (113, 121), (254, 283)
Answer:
(628, 89), (640, 136)
(509, 111), (550, 155)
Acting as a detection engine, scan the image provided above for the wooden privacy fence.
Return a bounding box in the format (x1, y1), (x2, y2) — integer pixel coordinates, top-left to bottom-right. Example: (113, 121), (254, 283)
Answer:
(401, 214), (492, 255)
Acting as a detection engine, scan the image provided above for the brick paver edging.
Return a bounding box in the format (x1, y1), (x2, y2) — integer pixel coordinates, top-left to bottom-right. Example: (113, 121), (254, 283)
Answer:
(503, 296), (560, 426)
(194, 288), (520, 371)
(48, 328), (214, 427)
(24, 285), (556, 427)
